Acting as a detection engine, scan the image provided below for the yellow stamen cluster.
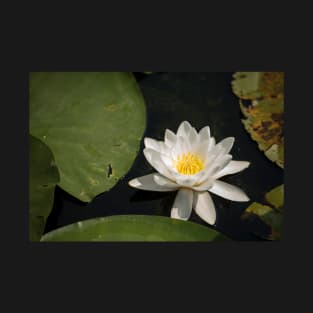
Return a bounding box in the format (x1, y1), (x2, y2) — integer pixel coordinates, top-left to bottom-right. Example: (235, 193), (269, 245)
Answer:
(174, 153), (204, 175)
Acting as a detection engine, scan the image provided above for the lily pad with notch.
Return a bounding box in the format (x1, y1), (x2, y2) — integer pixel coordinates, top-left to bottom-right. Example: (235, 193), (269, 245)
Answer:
(30, 72), (146, 202)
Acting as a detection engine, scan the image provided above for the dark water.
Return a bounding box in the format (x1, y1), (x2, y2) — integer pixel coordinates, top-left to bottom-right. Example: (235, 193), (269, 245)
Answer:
(45, 72), (283, 240)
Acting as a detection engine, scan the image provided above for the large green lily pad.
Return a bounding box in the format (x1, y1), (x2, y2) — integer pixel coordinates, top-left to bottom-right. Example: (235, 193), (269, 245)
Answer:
(41, 215), (229, 242)
(29, 135), (60, 241)
(30, 72), (146, 202)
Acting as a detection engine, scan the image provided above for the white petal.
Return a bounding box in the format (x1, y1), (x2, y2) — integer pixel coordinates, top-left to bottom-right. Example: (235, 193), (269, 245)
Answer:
(144, 137), (160, 151)
(164, 129), (177, 148)
(175, 175), (198, 187)
(193, 191), (216, 225)
(208, 155), (233, 178)
(192, 178), (214, 191)
(128, 174), (178, 192)
(178, 135), (191, 154)
(198, 153), (232, 185)
(216, 137), (235, 155)
(171, 188), (193, 220)
(205, 137), (232, 170)
(153, 173), (179, 188)
(209, 180), (250, 202)
(171, 169), (208, 188)
(214, 161), (250, 179)
(144, 137), (170, 156)
(194, 139), (210, 161)
(160, 153), (175, 170)
(171, 136), (189, 158)
(144, 137), (169, 155)
(176, 121), (192, 137)
(208, 137), (216, 152)
(199, 126), (211, 141)
(188, 127), (198, 146)
(206, 140), (221, 166)
(159, 142), (170, 156)
(143, 148), (174, 180)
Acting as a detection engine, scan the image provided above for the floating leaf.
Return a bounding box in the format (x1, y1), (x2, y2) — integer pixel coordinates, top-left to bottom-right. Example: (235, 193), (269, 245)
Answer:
(240, 99), (283, 151)
(245, 202), (273, 216)
(30, 216), (46, 242)
(243, 202), (283, 240)
(277, 140), (284, 168)
(258, 72), (284, 100)
(30, 72), (146, 202)
(41, 215), (229, 242)
(232, 72), (263, 99)
(241, 184), (284, 240)
(232, 72), (284, 101)
(29, 135), (60, 241)
(264, 143), (282, 167)
(265, 184), (284, 211)
(232, 72), (284, 168)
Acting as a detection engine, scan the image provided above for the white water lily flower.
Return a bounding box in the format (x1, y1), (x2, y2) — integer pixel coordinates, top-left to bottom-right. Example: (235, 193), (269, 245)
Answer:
(128, 121), (250, 225)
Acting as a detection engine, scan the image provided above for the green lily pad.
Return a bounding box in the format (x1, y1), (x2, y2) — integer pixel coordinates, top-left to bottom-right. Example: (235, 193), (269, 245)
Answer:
(30, 216), (46, 242)
(29, 72), (146, 202)
(29, 135), (60, 241)
(41, 215), (229, 242)
(265, 184), (284, 211)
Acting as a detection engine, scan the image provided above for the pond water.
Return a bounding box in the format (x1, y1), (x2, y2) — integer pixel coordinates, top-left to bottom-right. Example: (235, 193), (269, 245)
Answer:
(45, 72), (283, 240)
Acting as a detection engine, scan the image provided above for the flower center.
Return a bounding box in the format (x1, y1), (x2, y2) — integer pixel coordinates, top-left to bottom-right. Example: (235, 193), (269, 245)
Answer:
(174, 153), (204, 175)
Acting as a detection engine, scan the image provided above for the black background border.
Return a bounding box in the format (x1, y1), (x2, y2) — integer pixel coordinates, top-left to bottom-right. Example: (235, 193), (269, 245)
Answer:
(4, 7), (304, 311)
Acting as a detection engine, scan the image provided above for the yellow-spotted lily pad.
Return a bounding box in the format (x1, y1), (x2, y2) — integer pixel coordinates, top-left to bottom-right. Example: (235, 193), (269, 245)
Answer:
(232, 72), (284, 168)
